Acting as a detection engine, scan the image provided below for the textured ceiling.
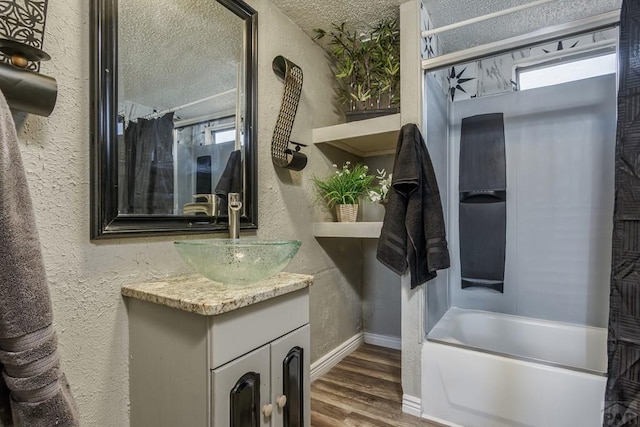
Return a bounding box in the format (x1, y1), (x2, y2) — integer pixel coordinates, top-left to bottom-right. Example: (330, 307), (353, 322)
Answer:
(421, 0), (621, 53)
(269, 0), (404, 40)
(118, 0), (243, 119)
(271, 0), (621, 54)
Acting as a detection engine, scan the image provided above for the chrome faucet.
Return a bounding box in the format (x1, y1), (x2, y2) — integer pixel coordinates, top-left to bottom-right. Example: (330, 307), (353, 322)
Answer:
(227, 193), (242, 239)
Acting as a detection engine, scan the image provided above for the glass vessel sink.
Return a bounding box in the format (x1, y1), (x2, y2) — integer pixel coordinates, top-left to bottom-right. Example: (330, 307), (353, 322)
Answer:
(174, 239), (302, 285)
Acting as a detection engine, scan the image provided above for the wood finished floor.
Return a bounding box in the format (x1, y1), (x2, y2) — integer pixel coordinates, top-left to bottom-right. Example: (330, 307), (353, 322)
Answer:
(310, 344), (444, 427)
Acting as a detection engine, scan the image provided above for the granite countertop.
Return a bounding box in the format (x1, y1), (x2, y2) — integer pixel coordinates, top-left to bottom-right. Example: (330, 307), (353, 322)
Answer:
(121, 272), (313, 316)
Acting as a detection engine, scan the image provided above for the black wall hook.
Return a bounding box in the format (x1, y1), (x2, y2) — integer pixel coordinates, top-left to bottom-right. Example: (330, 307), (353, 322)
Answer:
(284, 141), (308, 171)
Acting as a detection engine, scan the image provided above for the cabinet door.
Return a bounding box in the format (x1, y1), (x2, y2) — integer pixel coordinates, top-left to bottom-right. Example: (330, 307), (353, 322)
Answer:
(212, 345), (271, 427)
(270, 325), (310, 427)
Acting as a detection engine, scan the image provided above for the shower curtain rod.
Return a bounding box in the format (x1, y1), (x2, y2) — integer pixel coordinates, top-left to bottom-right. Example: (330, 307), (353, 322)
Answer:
(421, 0), (558, 37)
(144, 88), (237, 119)
(422, 10), (619, 72)
(173, 108), (236, 128)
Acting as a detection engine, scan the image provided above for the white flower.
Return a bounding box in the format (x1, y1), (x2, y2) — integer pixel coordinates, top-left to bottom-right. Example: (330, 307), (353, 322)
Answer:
(367, 171), (393, 202)
(363, 165), (369, 170)
(345, 161), (351, 165)
(332, 163), (337, 168)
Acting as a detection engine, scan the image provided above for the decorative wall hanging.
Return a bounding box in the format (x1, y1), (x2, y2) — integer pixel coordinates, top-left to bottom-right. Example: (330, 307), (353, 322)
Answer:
(0, 0), (57, 117)
(271, 55), (307, 171)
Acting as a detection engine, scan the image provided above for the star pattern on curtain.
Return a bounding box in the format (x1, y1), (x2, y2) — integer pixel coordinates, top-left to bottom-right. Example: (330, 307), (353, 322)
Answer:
(542, 40), (580, 54)
(448, 66), (476, 101)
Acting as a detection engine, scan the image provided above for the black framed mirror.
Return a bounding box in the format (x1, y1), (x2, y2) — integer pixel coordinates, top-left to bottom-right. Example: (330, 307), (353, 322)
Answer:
(90, 0), (258, 239)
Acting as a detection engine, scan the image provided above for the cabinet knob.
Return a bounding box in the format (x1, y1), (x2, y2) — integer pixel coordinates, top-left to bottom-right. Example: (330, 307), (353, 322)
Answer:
(262, 403), (274, 417)
(276, 395), (287, 409)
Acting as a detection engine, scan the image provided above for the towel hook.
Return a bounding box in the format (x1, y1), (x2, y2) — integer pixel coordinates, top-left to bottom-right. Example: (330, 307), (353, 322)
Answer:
(271, 55), (307, 171)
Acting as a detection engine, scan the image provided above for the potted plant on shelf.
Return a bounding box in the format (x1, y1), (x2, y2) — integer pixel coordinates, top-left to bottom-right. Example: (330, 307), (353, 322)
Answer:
(312, 162), (376, 222)
(314, 18), (400, 122)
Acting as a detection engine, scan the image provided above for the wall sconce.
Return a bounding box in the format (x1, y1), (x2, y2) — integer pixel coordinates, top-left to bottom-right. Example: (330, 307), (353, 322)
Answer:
(0, 0), (57, 117)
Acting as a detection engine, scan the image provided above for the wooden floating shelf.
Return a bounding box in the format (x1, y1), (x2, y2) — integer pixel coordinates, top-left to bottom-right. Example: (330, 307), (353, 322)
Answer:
(312, 222), (383, 239)
(312, 114), (401, 157)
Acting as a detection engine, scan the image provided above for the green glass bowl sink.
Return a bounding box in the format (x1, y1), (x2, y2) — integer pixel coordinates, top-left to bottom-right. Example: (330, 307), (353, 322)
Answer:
(174, 239), (302, 285)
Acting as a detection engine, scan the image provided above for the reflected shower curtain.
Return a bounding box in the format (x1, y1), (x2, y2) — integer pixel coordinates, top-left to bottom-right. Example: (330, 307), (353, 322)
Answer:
(124, 112), (174, 214)
(605, 1), (640, 425)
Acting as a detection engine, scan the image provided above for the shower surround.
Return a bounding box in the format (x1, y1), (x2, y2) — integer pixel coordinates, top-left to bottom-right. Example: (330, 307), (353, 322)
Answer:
(421, 63), (616, 425)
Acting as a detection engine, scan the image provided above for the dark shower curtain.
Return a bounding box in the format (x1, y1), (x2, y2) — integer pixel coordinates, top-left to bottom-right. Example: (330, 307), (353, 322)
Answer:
(124, 112), (175, 214)
(605, 1), (640, 425)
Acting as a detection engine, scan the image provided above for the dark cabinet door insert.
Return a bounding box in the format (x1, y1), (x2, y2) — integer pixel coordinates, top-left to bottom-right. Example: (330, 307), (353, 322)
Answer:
(230, 371), (260, 427)
(283, 346), (304, 427)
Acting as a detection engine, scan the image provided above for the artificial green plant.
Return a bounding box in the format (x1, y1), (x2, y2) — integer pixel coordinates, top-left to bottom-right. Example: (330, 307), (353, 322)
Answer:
(314, 18), (400, 112)
(312, 162), (376, 208)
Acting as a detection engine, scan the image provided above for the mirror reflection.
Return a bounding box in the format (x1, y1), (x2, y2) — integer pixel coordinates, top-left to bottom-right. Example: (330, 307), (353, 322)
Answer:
(90, 0), (257, 239)
(117, 0), (244, 217)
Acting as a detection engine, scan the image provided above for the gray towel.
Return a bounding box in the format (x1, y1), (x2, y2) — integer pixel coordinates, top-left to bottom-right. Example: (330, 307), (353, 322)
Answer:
(377, 123), (450, 288)
(215, 149), (242, 214)
(0, 91), (79, 426)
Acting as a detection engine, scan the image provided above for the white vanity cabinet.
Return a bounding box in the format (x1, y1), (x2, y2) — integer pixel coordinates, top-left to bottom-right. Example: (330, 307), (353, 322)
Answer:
(122, 273), (313, 427)
(212, 325), (309, 427)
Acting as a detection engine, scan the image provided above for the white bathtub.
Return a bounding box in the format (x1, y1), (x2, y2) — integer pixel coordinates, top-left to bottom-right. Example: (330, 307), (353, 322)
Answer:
(422, 308), (608, 427)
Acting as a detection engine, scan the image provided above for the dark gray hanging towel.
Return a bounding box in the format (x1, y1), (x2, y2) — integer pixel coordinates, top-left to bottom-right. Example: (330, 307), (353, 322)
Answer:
(459, 113), (506, 293)
(0, 91), (79, 425)
(605, 1), (640, 424)
(377, 123), (450, 288)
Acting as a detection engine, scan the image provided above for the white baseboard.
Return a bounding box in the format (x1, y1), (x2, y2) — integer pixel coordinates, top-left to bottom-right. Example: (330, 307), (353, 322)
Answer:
(402, 394), (422, 417)
(310, 332), (364, 383)
(363, 332), (401, 350)
(421, 413), (465, 427)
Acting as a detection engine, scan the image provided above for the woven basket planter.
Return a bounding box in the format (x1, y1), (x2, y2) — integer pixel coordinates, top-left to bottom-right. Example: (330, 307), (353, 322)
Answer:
(336, 204), (358, 222)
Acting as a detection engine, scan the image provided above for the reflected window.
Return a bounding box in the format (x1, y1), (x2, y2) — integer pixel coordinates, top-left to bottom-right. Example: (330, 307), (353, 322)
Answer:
(215, 129), (236, 144)
(517, 51), (616, 91)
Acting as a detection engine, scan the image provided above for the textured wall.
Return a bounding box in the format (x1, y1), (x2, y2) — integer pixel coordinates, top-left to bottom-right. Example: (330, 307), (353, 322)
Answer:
(251, 0), (364, 361)
(11, 0), (359, 424)
(360, 155), (402, 340)
(362, 239), (401, 338)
